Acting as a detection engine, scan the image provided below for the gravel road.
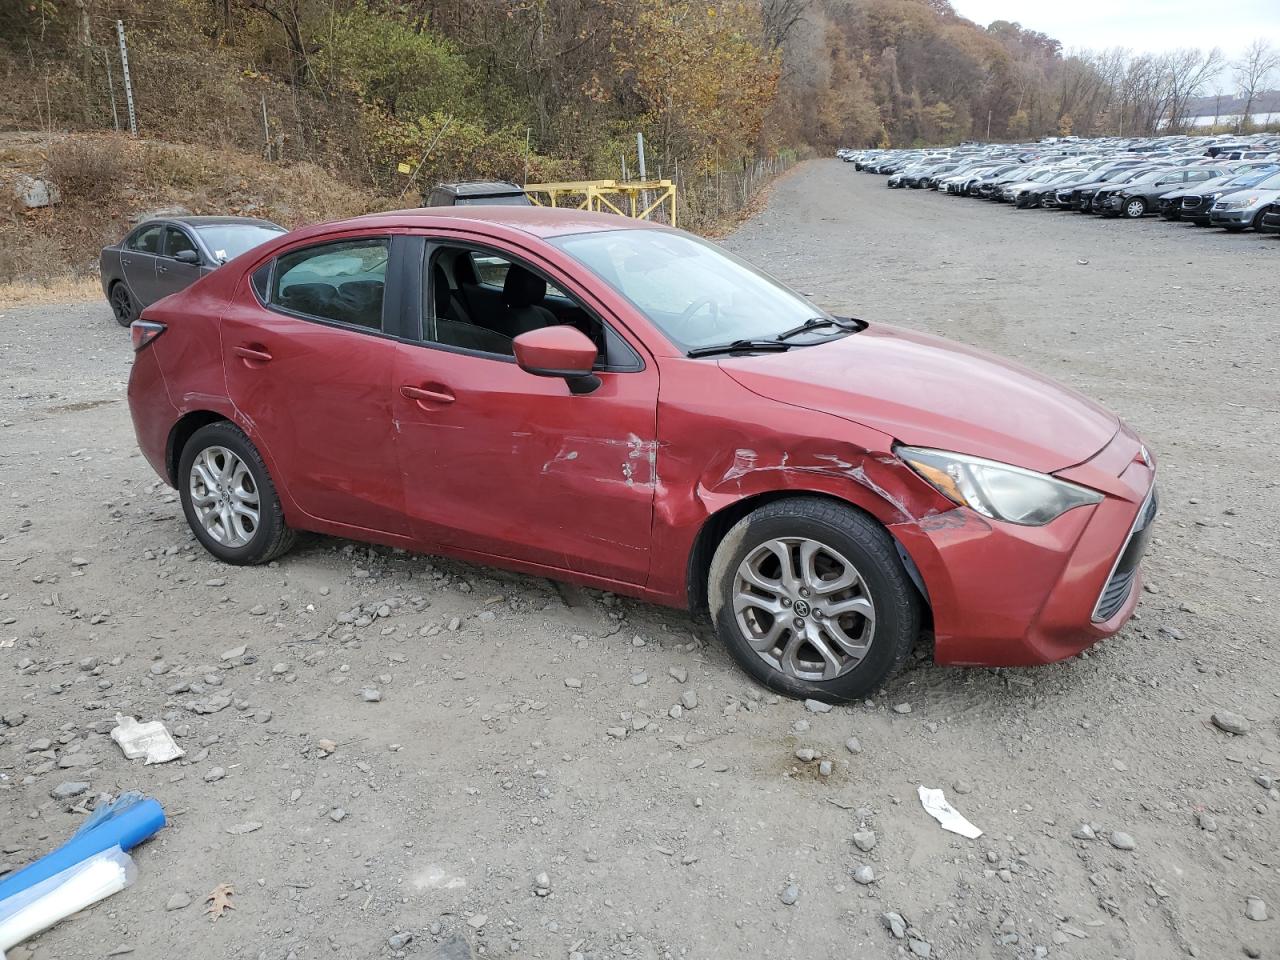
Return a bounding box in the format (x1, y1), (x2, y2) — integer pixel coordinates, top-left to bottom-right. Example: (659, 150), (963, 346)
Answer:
(1, 159), (1277, 960)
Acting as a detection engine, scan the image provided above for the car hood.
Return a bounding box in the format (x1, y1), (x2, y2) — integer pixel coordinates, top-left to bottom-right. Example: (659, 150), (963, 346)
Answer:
(718, 324), (1119, 475)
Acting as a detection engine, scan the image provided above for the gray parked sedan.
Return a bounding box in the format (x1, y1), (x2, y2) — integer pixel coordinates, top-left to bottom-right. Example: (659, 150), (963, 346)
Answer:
(100, 216), (285, 326)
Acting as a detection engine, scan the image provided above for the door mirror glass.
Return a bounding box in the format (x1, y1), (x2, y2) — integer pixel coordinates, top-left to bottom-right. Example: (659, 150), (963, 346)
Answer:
(174, 249), (200, 265)
(513, 326), (600, 394)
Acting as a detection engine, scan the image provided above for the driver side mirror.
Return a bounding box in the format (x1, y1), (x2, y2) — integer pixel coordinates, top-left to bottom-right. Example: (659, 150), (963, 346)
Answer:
(174, 249), (201, 265)
(513, 326), (601, 395)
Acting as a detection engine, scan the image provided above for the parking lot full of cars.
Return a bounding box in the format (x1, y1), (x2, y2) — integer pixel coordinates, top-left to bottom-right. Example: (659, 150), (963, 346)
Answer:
(839, 132), (1280, 236)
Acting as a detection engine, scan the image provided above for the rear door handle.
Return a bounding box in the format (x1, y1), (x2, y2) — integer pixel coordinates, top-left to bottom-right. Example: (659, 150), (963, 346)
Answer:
(400, 384), (455, 404)
(234, 344), (273, 363)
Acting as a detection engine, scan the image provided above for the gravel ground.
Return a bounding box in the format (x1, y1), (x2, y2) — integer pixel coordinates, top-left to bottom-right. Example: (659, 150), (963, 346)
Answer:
(1, 159), (1277, 960)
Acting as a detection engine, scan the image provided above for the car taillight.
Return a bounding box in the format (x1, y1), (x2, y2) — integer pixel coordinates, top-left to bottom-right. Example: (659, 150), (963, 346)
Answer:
(130, 320), (166, 352)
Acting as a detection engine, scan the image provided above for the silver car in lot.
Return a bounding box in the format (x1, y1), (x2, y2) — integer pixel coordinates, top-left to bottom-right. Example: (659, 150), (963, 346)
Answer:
(100, 216), (284, 326)
(1208, 170), (1280, 231)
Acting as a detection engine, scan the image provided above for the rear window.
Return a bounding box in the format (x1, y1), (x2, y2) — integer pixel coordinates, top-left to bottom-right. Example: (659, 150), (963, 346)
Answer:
(269, 238), (389, 331)
(453, 193), (531, 206)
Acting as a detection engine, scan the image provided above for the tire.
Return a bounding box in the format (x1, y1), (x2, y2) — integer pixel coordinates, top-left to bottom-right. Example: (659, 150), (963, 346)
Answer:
(1123, 198), (1146, 219)
(707, 497), (921, 703)
(109, 282), (135, 328)
(178, 421), (295, 565)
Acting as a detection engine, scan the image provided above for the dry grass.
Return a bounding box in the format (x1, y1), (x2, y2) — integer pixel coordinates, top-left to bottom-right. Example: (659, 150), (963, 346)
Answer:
(0, 275), (101, 307)
(46, 137), (129, 202)
(0, 132), (380, 285)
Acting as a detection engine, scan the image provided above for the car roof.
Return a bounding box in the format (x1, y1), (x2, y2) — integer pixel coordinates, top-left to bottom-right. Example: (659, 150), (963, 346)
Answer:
(436, 181), (525, 195)
(339, 205), (667, 239)
(163, 216), (283, 228)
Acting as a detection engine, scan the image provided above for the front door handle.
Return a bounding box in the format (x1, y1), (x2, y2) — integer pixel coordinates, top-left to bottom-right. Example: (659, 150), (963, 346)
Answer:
(234, 344), (273, 363)
(157, 265), (168, 274)
(400, 384), (455, 404)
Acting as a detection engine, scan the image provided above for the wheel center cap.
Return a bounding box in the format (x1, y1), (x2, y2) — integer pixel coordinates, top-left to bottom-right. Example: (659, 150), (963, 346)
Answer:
(792, 599), (811, 617)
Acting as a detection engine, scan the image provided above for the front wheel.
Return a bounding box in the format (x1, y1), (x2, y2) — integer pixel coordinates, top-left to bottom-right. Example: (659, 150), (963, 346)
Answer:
(1123, 198), (1146, 219)
(708, 497), (921, 703)
(178, 421), (295, 565)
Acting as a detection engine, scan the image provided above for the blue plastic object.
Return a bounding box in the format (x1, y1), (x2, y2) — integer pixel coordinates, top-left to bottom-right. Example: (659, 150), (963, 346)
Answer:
(0, 793), (165, 903)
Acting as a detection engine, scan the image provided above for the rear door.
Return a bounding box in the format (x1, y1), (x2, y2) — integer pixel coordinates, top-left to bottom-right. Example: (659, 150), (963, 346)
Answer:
(120, 223), (165, 306)
(220, 232), (410, 537)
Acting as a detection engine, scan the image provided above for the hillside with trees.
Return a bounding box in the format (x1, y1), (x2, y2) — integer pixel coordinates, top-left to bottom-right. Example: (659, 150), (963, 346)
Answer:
(0, 0), (1274, 284)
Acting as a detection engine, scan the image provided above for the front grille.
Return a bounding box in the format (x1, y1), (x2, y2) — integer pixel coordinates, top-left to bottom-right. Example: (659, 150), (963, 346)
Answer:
(1094, 568), (1137, 622)
(1182, 196), (1203, 210)
(1093, 484), (1158, 622)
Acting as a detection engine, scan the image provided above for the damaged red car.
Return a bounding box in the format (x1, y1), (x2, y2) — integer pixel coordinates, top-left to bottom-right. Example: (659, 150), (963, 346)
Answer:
(127, 207), (1157, 702)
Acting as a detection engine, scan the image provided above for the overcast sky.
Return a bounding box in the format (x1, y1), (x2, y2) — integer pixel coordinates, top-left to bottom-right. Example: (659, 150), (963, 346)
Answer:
(950, 0), (1278, 91)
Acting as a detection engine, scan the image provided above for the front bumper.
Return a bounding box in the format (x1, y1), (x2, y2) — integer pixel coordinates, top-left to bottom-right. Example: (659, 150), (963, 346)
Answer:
(1260, 210), (1280, 234)
(1209, 208), (1254, 226)
(893, 425), (1156, 667)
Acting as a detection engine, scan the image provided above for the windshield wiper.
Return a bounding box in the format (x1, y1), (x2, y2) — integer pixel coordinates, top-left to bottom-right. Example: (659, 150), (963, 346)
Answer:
(773, 316), (860, 342)
(686, 339), (793, 358)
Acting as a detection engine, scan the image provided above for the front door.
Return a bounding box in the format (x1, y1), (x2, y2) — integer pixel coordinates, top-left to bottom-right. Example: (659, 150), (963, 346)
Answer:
(391, 237), (658, 585)
(155, 226), (204, 300)
(220, 234), (410, 537)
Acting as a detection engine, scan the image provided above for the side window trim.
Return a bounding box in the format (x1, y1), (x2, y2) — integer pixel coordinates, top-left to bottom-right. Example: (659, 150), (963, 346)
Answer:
(263, 235), (393, 336)
(419, 239), (644, 373)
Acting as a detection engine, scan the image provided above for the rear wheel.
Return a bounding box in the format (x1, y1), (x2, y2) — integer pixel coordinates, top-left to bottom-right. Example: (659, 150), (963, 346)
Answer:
(178, 421), (295, 565)
(109, 283), (135, 328)
(708, 497), (921, 703)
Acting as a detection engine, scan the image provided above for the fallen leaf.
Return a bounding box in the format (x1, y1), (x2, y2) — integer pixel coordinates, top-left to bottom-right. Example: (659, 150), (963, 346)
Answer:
(205, 883), (234, 921)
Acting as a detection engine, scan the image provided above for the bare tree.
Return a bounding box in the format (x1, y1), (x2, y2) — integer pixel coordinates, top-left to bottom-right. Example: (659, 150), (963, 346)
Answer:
(1234, 39), (1280, 131)
(761, 0), (809, 50)
(1161, 47), (1224, 133)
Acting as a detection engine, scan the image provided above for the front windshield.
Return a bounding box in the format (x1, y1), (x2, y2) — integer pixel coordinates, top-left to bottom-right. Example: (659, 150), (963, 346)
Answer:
(553, 229), (829, 352)
(1228, 167), (1280, 186)
(196, 224), (285, 262)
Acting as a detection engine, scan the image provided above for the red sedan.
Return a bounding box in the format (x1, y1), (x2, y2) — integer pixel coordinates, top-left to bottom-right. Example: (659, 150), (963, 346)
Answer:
(126, 207), (1157, 702)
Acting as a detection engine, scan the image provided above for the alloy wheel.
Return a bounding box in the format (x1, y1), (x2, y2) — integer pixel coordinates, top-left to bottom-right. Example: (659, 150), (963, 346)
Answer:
(732, 537), (876, 682)
(188, 445), (260, 547)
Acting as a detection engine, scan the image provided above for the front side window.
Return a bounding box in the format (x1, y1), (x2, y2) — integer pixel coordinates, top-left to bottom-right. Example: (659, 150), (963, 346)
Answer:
(422, 244), (614, 363)
(164, 227), (198, 259)
(270, 238), (388, 331)
(127, 224), (163, 253)
(552, 229), (828, 352)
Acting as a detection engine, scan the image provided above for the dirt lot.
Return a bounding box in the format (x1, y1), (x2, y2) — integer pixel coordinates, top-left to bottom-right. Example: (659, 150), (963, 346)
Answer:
(2, 159), (1278, 960)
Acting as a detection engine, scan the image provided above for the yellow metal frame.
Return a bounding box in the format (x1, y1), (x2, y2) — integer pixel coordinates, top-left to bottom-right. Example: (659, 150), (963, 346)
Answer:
(524, 179), (677, 227)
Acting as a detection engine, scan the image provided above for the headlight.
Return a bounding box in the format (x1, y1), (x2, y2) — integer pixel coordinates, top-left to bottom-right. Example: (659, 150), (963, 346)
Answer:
(896, 446), (1103, 526)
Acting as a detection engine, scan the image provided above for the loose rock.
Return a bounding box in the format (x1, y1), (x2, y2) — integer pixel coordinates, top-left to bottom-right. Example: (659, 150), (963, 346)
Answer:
(1211, 711), (1250, 736)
